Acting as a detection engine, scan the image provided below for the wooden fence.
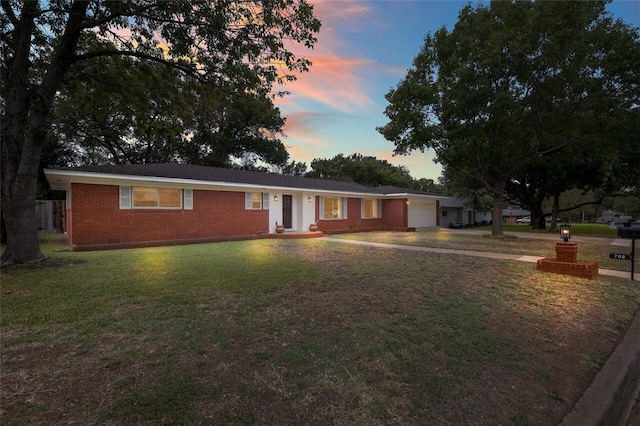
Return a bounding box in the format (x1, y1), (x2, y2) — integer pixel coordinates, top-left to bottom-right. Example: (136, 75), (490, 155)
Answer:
(36, 200), (66, 234)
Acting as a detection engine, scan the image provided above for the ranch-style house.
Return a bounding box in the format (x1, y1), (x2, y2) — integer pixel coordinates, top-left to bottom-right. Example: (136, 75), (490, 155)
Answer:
(45, 163), (442, 251)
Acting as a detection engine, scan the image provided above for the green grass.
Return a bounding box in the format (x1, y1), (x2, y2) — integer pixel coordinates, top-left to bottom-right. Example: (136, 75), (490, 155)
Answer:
(496, 223), (619, 237)
(332, 228), (637, 272)
(1, 234), (639, 425)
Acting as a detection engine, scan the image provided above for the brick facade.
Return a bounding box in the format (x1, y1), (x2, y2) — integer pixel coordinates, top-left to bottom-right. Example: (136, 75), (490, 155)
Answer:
(66, 184), (434, 250)
(317, 197), (410, 233)
(68, 183), (268, 250)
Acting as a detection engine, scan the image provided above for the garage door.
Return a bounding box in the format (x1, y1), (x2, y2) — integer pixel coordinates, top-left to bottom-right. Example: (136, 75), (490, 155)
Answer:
(407, 200), (436, 228)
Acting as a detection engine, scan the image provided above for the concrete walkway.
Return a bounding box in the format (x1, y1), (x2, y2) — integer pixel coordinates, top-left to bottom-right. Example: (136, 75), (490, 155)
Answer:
(320, 230), (638, 281)
(319, 230), (640, 425)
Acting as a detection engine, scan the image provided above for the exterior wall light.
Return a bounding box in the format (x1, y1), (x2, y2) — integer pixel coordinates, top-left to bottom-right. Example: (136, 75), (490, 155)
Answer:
(560, 224), (572, 242)
(307, 196), (312, 203)
(274, 195), (278, 202)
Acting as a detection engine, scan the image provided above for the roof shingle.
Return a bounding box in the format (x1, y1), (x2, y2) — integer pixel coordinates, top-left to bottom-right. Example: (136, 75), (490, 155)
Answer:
(52, 163), (438, 197)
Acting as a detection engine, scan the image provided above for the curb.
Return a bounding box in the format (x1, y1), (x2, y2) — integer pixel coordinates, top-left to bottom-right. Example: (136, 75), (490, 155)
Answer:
(560, 310), (640, 426)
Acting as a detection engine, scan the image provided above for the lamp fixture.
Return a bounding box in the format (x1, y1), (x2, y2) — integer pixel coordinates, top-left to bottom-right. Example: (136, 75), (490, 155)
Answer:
(307, 196), (312, 203)
(274, 195), (278, 202)
(560, 223), (572, 242)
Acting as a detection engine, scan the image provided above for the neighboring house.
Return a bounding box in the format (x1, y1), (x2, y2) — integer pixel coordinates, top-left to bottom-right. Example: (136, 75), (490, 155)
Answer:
(503, 208), (531, 224)
(44, 163), (441, 251)
(440, 197), (465, 227)
(440, 197), (492, 227)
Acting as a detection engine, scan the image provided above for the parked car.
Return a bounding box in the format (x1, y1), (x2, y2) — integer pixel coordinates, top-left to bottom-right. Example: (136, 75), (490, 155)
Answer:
(516, 216), (531, 224)
(448, 221), (464, 228)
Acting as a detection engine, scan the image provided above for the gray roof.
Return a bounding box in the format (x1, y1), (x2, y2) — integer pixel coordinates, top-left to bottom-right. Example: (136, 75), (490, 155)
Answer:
(49, 163), (438, 197)
(440, 197), (466, 208)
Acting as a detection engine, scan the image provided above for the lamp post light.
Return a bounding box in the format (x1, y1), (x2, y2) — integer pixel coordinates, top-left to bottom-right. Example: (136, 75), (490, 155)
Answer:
(560, 224), (572, 242)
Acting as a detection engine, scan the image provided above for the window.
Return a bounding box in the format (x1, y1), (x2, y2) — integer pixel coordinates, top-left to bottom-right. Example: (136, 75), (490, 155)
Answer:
(442, 210), (448, 217)
(120, 186), (190, 209)
(119, 186), (131, 209)
(361, 198), (381, 219)
(132, 187), (181, 208)
(183, 189), (193, 210)
(245, 192), (269, 210)
(321, 197), (347, 219)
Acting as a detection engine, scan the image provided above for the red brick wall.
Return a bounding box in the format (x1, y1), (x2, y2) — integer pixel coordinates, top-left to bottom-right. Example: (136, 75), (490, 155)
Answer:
(316, 197), (407, 233)
(382, 199), (408, 229)
(69, 183), (268, 248)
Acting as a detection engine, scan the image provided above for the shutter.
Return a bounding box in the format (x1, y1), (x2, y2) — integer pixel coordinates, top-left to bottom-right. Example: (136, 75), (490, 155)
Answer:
(119, 186), (131, 209)
(183, 189), (193, 210)
(342, 197), (348, 219)
(262, 193), (269, 210)
(377, 199), (382, 218)
(245, 192), (253, 209)
(360, 199), (364, 218)
(319, 197), (324, 219)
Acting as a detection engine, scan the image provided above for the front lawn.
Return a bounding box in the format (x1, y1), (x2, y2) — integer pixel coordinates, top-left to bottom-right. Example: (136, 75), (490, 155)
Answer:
(499, 223), (619, 237)
(332, 229), (637, 272)
(1, 235), (639, 424)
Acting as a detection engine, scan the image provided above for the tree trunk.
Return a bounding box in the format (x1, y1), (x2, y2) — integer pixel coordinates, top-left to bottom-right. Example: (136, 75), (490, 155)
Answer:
(531, 202), (546, 230)
(549, 194), (560, 233)
(1, 172), (46, 265)
(1, 1), (88, 265)
(490, 180), (506, 236)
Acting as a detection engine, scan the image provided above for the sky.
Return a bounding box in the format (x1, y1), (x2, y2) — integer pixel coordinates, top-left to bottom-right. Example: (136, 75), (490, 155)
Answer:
(273, 0), (640, 181)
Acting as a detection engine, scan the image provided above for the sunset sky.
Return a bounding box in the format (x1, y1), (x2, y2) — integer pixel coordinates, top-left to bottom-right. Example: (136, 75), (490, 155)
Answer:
(275, 0), (640, 181)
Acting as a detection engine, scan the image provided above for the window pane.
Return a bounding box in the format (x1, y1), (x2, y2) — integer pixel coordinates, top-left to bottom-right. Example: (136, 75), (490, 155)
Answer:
(323, 197), (341, 219)
(251, 192), (262, 209)
(133, 187), (158, 207)
(364, 199), (377, 218)
(159, 188), (181, 207)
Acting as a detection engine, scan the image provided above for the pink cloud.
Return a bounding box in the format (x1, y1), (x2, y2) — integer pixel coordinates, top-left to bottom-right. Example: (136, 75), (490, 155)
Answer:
(287, 55), (375, 111)
(275, 0), (377, 113)
(281, 111), (333, 153)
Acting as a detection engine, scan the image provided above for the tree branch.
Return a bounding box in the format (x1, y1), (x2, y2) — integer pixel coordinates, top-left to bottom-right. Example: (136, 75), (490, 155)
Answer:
(72, 49), (205, 81)
(1, 0), (18, 27)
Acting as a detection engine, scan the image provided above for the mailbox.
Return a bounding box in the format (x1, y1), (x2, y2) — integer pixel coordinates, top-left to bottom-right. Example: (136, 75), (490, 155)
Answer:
(616, 223), (638, 281)
(617, 225), (640, 239)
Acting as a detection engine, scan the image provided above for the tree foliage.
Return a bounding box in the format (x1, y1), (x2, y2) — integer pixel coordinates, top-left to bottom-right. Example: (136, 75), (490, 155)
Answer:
(306, 153), (415, 188)
(378, 0), (639, 235)
(52, 54), (290, 168)
(1, 0), (320, 265)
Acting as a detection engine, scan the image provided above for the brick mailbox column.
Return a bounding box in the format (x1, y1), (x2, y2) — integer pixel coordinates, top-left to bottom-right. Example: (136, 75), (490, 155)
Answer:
(537, 241), (598, 279)
(555, 242), (578, 263)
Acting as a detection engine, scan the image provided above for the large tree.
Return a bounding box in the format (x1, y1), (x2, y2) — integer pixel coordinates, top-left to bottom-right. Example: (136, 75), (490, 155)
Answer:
(52, 54), (290, 168)
(1, 0), (320, 265)
(378, 0), (639, 235)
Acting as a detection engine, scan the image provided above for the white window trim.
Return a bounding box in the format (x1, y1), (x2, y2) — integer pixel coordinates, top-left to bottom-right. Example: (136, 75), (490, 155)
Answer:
(320, 196), (348, 220)
(120, 186), (186, 210)
(119, 186), (132, 210)
(361, 198), (382, 219)
(245, 192), (269, 210)
(184, 189), (193, 210)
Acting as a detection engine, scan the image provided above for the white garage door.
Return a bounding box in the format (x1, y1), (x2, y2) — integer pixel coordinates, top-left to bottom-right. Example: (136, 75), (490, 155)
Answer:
(407, 200), (436, 228)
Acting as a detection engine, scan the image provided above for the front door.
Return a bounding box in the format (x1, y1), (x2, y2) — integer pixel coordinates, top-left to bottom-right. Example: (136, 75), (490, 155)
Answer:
(282, 195), (293, 228)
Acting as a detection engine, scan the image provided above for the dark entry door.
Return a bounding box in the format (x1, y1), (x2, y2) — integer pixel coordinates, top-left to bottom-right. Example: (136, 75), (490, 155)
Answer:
(282, 195), (293, 228)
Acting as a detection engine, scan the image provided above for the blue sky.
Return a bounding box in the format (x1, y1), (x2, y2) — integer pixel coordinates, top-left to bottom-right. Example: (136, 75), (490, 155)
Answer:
(275, 0), (640, 180)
